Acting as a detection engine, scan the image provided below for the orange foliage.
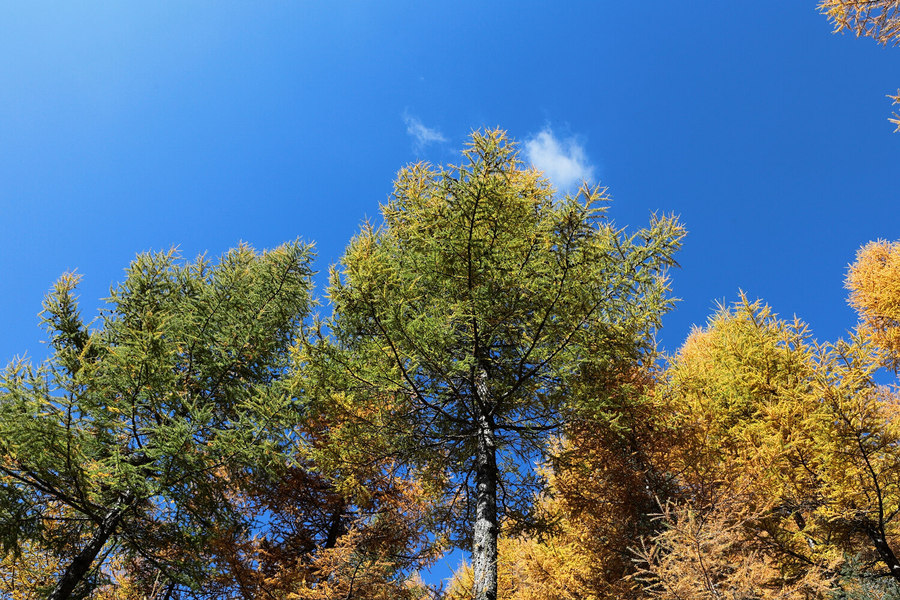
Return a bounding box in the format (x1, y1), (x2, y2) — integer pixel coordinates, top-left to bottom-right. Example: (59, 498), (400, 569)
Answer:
(195, 464), (441, 599)
(88, 467), (440, 600)
(634, 488), (830, 600)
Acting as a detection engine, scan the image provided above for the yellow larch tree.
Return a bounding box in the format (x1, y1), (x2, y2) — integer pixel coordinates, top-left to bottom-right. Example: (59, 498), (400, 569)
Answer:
(818, 0), (900, 46)
(846, 239), (900, 370)
(642, 283), (900, 596)
(641, 298), (836, 598)
(818, 0), (900, 129)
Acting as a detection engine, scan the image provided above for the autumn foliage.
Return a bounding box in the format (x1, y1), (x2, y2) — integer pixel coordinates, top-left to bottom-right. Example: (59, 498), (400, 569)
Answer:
(819, 0), (900, 46)
(448, 238), (900, 599)
(4, 131), (900, 600)
(847, 240), (900, 369)
(818, 0), (900, 129)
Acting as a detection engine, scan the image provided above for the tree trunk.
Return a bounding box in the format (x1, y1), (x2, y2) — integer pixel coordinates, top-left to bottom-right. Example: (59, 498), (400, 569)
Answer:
(48, 502), (129, 600)
(472, 412), (498, 600)
(864, 522), (900, 582)
(323, 503), (346, 549)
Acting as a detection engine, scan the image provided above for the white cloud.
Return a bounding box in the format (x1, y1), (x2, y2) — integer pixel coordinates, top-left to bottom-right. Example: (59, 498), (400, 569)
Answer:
(524, 127), (595, 191)
(403, 113), (447, 150)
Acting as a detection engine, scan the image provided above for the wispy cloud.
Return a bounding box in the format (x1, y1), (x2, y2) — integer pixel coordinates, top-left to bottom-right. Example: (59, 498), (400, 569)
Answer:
(403, 113), (447, 150)
(524, 127), (595, 191)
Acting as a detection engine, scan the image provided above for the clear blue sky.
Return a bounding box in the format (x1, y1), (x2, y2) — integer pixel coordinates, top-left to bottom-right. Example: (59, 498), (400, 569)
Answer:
(1, 0), (898, 585)
(2, 2), (898, 364)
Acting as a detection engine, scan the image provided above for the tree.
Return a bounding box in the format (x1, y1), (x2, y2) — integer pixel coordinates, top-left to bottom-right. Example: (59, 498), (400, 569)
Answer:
(171, 427), (443, 599)
(633, 490), (829, 600)
(303, 129), (684, 600)
(632, 300), (833, 598)
(818, 0), (900, 130)
(446, 366), (675, 600)
(0, 242), (314, 599)
(92, 460), (441, 600)
(818, 1), (900, 47)
(846, 239), (900, 370)
(644, 291), (900, 595)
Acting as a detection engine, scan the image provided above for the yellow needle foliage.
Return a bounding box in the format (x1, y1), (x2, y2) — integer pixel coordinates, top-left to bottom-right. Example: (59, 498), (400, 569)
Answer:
(847, 239), (900, 370)
(447, 369), (665, 600)
(0, 540), (63, 600)
(0, 503), (95, 600)
(818, 0), (900, 130)
(634, 491), (829, 600)
(447, 494), (644, 600)
(818, 0), (900, 46)
(446, 530), (603, 600)
(650, 298), (836, 596)
(645, 281), (900, 595)
(664, 297), (820, 509)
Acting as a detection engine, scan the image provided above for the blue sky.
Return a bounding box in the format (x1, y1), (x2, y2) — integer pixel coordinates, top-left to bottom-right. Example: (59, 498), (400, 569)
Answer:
(2, 2), (898, 362)
(0, 0), (898, 581)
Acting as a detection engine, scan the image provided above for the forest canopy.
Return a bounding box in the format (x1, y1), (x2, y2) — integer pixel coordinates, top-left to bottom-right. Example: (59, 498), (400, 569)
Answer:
(2, 129), (900, 600)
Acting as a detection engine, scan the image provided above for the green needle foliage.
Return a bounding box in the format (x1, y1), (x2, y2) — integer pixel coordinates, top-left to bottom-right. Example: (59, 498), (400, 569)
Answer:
(0, 241), (314, 600)
(301, 129), (684, 600)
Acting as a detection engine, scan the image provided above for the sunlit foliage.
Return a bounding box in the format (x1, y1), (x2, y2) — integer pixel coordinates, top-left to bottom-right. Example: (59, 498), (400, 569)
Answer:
(819, 0), (900, 46)
(847, 240), (900, 369)
(818, 0), (900, 129)
(0, 243), (315, 599)
(639, 288), (900, 595)
(5, 131), (900, 600)
(303, 129), (683, 600)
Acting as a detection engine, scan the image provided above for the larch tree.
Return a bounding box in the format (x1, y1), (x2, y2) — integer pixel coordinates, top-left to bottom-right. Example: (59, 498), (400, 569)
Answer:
(846, 239), (900, 370)
(168, 417), (443, 600)
(301, 129), (683, 600)
(0, 242), (314, 600)
(645, 290), (900, 595)
(818, 0), (900, 129)
(639, 299), (835, 598)
(93, 459), (441, 600)
(818, 0), (900, 46)
(446, 366), (674, 600)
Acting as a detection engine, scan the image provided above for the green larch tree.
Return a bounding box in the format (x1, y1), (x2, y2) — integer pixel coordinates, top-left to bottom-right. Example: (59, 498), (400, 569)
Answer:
(0, 241), (314, 600)
(301, 129), (684, 600)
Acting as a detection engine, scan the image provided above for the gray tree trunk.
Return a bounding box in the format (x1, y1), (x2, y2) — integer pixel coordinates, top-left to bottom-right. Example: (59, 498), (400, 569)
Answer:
(472, 411), (498, 600)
